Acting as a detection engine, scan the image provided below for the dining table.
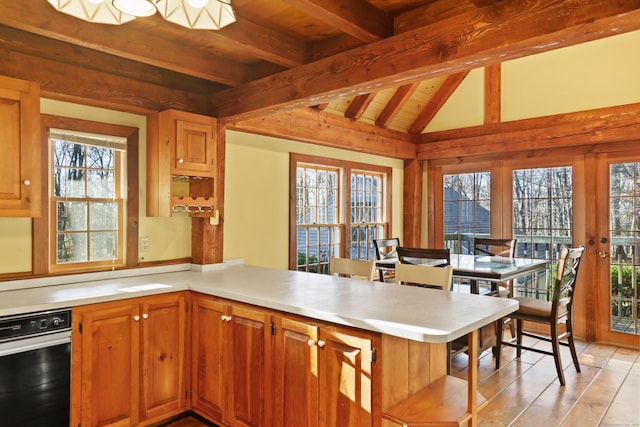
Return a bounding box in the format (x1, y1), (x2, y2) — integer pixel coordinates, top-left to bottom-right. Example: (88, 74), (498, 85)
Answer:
(376, 253), (549, 295)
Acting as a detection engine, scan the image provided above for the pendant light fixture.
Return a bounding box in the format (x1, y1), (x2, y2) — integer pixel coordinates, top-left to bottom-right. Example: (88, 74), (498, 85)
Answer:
(47, 0), (236, 29)
(112, 0), (157, 17)
(46, 0), (136, 25)
(154, 0), (236, 30)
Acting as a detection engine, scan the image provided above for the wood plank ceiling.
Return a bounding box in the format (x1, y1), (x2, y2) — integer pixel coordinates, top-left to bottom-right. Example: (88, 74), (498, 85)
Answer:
(0, 0), (639, 154)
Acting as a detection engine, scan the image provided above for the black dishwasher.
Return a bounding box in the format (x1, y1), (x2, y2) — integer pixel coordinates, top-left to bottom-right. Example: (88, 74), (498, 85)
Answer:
(0, 308), (72, 427)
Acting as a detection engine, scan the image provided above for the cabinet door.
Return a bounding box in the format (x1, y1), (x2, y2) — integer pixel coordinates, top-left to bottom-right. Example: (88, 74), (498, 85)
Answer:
(0, 76), (40, 217)
(191, 294), (228, 423)
(140, 293), (187, 421)
(77, 300), (140, 427)
(175, 118), (215, 175)
(227, 304), (274, 427)
(318, 326), (377, 427)
(274, 316), (319, 427)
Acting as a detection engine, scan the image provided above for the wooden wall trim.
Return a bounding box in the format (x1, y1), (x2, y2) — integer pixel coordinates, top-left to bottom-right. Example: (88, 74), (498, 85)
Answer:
(416, 103), (640, 160)
(402, 159), (422, 248)
(33, 115), (140, 276)
(227, 107), (415, 160)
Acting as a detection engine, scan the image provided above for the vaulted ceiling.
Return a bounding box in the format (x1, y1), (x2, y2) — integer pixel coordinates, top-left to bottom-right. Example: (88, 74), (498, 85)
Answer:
(1, 0), (639, 147)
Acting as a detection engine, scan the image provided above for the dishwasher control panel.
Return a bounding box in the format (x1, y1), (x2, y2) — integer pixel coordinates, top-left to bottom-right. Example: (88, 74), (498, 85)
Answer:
(0, 309), (72, 342)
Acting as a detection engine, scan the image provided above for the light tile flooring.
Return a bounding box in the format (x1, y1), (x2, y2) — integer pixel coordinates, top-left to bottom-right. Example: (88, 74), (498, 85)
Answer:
(164, 337), (639, 427)
(451, 335), (640, 426)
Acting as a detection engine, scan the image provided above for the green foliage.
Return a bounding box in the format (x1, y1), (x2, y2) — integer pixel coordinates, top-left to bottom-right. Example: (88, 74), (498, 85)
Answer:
(610, 265), (638, 298)
(297, 252), (329, 274)
(610, 264), (638, 319)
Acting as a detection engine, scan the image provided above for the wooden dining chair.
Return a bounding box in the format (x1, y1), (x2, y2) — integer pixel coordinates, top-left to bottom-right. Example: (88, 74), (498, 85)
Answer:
(393, 262), (453, 290)
(393, 261), (464, 374)
(329, 257), (377, 281)
(397, 246), (451, 267)
(473, 237), (517, 259)
(373, 237), (400, 282)
(474, 237), (518, 337)
(473, 237), (517, 296)
(495, 246), (585, 386)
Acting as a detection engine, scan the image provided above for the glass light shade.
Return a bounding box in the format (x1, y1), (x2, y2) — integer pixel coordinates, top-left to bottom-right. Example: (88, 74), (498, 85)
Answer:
(112, 0), (157, 17)
(47, 0), (136, 24)
(155, 0), (236, 30)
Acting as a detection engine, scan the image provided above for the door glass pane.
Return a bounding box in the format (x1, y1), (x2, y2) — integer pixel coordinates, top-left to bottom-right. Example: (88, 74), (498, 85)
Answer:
(513, 167), (573, 260)
(609, 162), (639, 335)
(512, 167), (572, 297)
(443, 172), (491, 254)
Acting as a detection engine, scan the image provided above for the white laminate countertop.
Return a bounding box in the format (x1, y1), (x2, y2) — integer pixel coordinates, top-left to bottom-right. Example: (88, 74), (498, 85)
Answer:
(0, 263), (518, 343)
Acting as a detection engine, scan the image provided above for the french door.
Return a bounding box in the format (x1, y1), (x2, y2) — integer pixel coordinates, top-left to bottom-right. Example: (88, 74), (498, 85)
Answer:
(595, 153), (640, 347)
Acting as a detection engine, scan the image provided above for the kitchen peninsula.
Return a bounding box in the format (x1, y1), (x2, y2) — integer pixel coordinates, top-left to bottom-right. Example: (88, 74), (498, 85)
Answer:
(0, 263), (517, 427)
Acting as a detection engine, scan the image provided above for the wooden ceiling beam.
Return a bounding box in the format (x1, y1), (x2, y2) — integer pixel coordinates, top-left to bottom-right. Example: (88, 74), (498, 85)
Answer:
(344, 93), (376, 120)
(408, 71), (469, 134)
(0, 0), (255, 85)
(375, 83), (420, 128)
(0, 25), (221, 95)
(394, 0), (479, 34)
(281, 0), (392, 42)
(226, 108), (415, 160)
(415, 103), (640, 159)
(214, 16), (309, 68)
(484, 64), (501, 125)
(0, 47), (208, 114)
(210, 0), (640, 120)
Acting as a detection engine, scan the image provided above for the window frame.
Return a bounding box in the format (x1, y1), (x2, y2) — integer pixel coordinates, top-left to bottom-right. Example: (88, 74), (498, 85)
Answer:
(34, 115), (139, 275)
(289, 153), (392, 272)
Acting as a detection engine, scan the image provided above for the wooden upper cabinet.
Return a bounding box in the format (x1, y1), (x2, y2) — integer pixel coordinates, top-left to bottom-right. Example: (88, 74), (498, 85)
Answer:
(147, 109), (217, 217)
(0, 75), (41, 217)
(175, 118), (215, 175)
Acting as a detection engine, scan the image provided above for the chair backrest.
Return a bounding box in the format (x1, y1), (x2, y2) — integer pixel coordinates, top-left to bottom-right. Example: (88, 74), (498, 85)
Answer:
(394, 262), (453, 290)
(473, 238), (517, 258)
(551, 246), (585, 318)
(373, 237), (400, 260)
(397, 246), (450, 267)
(330, 257), (376, 281)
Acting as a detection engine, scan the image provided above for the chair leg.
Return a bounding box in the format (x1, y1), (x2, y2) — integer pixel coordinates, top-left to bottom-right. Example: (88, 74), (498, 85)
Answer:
(506, 317), (515, 338)
(516, 320), (523, 358)
(566, 320), (581, 373)
(494, 318), (503, 369)
(550, 322), (566, 386)
(447, 342), (452, 375)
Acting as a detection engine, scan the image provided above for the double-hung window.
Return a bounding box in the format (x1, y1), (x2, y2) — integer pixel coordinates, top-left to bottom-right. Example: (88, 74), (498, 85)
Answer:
(291, 154), (391, 274)
(49, 130), (126, 271)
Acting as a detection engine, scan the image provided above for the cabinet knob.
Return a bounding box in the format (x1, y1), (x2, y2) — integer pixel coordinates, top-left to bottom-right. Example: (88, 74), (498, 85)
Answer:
(142, 313), (149, 319)
(134, 315), (140, 321)
(177, 158), (184, 163)
(23, 179), (31, 186)
(307, 339), (315, 346)
(317, 340), (325, 348)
